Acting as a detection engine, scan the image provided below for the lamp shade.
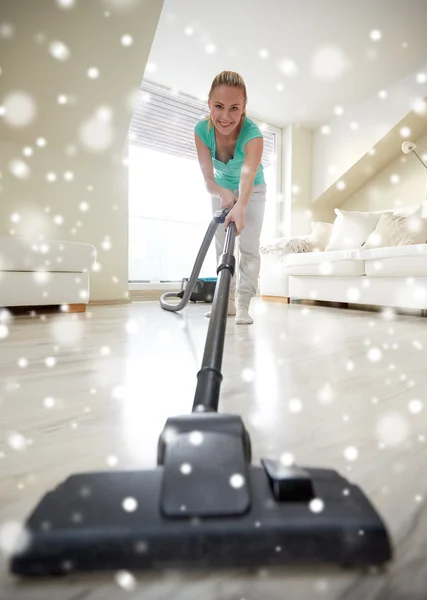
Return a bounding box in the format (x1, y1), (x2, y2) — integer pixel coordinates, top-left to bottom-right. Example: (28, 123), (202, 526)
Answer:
(401, 141), (417, 154)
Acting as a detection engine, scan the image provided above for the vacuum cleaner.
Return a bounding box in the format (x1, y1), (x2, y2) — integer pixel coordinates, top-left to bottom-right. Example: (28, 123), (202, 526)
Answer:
(9, 209), (392, 576)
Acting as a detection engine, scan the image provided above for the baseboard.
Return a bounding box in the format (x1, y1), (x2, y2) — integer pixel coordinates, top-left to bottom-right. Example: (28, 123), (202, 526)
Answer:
(129, 290), (164, 301)
(262, 295), (290, 304)
(89, 298), (131, 306)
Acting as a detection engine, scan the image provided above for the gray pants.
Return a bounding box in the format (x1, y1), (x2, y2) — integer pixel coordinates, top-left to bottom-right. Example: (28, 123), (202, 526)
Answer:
(211, 183), (267, 306)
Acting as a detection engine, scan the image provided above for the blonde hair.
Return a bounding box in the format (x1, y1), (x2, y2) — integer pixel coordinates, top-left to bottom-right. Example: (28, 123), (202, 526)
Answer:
(207, 71), (247, 128)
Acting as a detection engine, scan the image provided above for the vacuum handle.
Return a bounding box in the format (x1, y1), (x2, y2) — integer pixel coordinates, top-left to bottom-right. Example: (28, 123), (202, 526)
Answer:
(192, 221), (237, 412)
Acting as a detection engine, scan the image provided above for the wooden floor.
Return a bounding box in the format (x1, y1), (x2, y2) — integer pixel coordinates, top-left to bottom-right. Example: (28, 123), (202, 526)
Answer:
(1, 299), (426, 599)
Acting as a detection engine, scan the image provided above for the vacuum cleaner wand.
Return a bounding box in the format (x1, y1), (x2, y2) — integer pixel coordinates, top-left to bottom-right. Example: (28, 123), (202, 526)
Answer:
(9, 211), (393, 576)
(193, 215), (236, 412)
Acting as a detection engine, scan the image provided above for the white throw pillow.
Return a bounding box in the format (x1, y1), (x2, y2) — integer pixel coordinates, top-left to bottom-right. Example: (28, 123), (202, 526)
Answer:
(325, 209), (383, 250)
(364, 213), (427, 249)
(393, 203), (423, 218)
(310, 222), (333, 251)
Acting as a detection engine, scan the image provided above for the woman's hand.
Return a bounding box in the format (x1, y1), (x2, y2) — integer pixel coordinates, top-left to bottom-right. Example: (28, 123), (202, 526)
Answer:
(224, 203), (246, 236)
(220, 188), (237, 210)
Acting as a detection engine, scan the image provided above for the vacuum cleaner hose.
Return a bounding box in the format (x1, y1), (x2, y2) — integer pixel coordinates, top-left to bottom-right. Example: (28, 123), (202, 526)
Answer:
(159, 209), (230, 312)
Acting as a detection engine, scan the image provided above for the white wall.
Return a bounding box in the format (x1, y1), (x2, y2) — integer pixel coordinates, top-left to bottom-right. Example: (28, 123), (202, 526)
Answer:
(342, 131), (427, 213)
(312, 62), (427, 200)
(0, 0), (163, 302)
(281, 124), (313, 237)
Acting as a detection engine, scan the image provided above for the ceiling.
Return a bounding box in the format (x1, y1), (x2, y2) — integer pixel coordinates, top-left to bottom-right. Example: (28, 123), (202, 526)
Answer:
(145, 0), (427, 128)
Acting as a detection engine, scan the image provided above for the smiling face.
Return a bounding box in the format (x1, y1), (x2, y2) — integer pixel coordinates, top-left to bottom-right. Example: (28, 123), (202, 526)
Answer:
(208, 85), (246, 136)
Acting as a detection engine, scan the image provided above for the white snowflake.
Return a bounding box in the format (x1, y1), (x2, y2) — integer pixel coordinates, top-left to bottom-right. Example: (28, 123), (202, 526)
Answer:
(0, 23), (14, 38)
(115, 570), (137, 591)
(145, 62), (157, 74)
(370, 29), (382, 41)
(122, 497), (138, 512)
(44, 356), (56, 368)
(56, 0), (75, 7)
(241, 368), (254, 382)
(2, 92), (37, 127)
(280, 452), (294, 466)
(408, 399), (423, 415)
(346, 287), (360, 301)
(229, 474), (245, 489)
(277, 57), (298, 77)
(367, 347), (382, 362)
(343, 446), (359, 461)
(125, 319), (139, 334)
(49, 40), (70, 61)
(107, 455), (118, 467)
(317, 383), (334, 405)
(310, 44), (350, 81)
(0, 324), (9, 339)
(189, 431), (204, 446)
(288, 398), (303, 413)
(43, 396), (55, 409)
(314, 578), (329, 594)
(7, 432), (28, 451)
(87, 67), (100, 79)
(121, 34), (133, 46)
(0, 521), (31, 557)
(9, 159), (30, 179)
(50, 317), (83, 346)
(205, 43), (216, 54)
(375, 412), (410, 447)
(101, 237), (112, 250)
(321, 125), (331, 135)
(180, 463), (192, 475)
(309, 498), (324, 513)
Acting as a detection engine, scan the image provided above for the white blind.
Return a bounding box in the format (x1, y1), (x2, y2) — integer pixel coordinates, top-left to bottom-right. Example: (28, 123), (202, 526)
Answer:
(129, 80), (276, 167)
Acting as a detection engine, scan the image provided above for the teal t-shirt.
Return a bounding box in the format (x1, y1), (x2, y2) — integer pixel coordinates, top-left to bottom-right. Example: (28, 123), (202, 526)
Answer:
(194, 116), (265, 191)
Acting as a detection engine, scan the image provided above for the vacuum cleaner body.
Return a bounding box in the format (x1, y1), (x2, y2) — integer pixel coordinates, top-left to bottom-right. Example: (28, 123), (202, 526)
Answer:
(11, 412), (391, 575)
(178, 277), (217, 303)
(10, 209), (393, 576)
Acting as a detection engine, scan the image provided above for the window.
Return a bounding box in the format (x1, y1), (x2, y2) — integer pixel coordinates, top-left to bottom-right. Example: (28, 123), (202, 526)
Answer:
(128, 81), (280, 286)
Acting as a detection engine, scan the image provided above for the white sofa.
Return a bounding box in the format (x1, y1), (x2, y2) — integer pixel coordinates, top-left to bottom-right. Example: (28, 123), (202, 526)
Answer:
(260, 204), (427, 312)
(0, 236), (96, 311)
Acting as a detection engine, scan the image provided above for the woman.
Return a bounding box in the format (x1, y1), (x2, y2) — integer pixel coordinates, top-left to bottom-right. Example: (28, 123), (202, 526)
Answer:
(194, 71), (266, 325)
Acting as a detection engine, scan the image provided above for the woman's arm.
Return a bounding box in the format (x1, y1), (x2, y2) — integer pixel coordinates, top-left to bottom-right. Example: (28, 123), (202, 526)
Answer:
(194, 133), (231, 200)
(224, 137), (263, 234)
(237, 137), (264, 208)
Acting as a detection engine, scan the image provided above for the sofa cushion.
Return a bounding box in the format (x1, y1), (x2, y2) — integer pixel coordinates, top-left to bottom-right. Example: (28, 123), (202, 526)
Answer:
(283, 248), (361, 267)
(360, 243), (427, 260)
(361, 243), (427, 277)
(0, 236), (96, 272)
(365, 256), (427, 277)
(283, 249), (364, 276)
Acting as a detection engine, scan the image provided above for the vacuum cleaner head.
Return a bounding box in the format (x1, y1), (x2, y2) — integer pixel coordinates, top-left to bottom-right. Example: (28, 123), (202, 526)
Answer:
(10, 413), (392, 576)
